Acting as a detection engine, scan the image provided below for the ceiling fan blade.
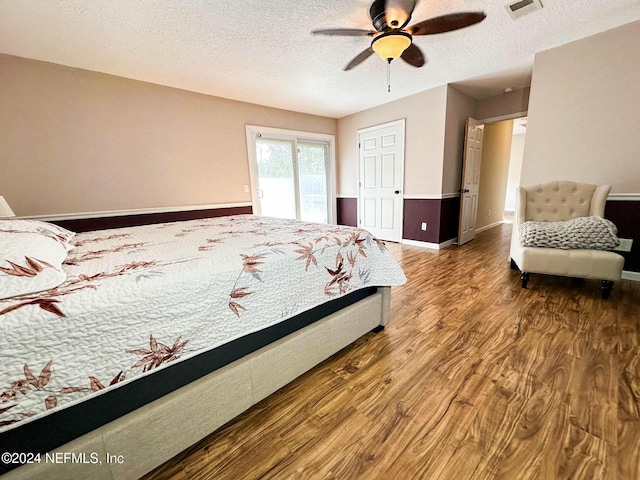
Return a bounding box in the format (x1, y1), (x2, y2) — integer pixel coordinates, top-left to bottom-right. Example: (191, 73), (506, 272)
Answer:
(385, 0), (417, 28)
(312, 28), (375, 37)
(408, 11), (486, 36)
(400, 43), (426, 67)
(344, 47), (375, 71)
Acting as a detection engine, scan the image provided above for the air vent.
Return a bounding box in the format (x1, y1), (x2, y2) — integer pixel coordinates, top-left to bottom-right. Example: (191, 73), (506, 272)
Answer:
(505, 0), (543, 20)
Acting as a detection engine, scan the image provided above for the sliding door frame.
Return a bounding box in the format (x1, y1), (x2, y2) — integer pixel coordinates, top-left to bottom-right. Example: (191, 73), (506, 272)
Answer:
(245, 125), (337, 224)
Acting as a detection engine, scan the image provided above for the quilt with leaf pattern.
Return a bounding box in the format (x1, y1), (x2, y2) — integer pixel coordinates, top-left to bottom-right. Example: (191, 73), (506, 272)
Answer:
(0, 215), (405, 432)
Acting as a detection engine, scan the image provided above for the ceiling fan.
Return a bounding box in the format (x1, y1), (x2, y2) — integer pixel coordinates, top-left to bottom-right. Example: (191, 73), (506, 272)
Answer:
(312, 0), (486, 71)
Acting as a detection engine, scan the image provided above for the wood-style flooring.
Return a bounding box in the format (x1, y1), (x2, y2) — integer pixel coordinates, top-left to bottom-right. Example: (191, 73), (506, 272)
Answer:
(145, 223), (640, 479)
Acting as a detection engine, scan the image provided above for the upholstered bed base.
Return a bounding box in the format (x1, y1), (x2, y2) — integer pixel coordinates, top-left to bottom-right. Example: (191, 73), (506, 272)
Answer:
(4, 287), (391, 480)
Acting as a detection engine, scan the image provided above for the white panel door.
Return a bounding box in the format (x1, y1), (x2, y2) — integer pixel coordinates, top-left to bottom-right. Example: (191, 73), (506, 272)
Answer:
(358, 120), (405, 242)
(458, 117), (484, 245)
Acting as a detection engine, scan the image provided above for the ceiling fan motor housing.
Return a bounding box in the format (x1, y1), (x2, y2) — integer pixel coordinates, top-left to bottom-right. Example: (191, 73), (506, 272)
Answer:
(370, 0), (390, 30)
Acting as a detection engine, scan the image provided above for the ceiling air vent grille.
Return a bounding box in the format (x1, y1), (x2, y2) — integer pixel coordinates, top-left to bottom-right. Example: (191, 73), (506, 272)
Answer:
(505, 0), (543, 20)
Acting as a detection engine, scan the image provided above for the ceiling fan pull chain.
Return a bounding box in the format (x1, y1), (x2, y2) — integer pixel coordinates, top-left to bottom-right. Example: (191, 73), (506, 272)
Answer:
(387, 59), (391, 92)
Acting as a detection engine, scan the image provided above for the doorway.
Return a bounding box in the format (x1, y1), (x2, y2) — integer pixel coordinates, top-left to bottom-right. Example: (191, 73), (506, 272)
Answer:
(503, 117), (527, 222)
(458, 115), (527, 242)
(476, 116), (527, 231)
(246, 126), (336, 223)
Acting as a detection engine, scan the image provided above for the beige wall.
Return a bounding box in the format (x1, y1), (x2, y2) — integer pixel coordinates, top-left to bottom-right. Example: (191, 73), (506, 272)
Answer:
(477, 120), (513, 230)
(337, 83), (530, 204)
(0, 54), (337, 216)
(505, 132), (526, 211)
(337, 85), (448, 197)
(476, 87), (529, 122)
(521, 21), (640, 193)
(443, 86), (478, 195)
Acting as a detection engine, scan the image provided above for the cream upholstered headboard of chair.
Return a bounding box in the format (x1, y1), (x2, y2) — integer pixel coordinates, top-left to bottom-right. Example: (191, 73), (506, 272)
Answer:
(516, 181), (611, 224)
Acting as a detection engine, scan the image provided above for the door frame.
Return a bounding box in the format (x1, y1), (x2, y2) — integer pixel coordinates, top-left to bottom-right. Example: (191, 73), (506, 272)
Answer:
(245, 125), (337, 223)
(356, 118), (406, 241)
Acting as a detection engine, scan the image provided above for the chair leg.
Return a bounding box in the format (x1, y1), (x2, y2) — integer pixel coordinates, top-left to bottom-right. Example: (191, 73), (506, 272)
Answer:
(601, 280), (614, 299)
(510, 258), (518, 270)
(521, 272), (530, 288)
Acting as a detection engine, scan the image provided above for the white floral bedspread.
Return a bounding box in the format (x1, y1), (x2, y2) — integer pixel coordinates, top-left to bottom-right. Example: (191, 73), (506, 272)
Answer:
(0, 215), (405, 432)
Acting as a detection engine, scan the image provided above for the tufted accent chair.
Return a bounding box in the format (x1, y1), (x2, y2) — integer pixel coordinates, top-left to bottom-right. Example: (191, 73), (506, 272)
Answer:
(509, 181), (624, 298)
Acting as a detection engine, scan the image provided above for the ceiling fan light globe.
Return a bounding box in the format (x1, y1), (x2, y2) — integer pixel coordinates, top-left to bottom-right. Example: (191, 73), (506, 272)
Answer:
(371, 31), (412, 62)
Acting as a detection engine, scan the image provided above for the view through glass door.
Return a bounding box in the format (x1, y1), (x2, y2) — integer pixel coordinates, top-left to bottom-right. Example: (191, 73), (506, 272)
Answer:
(253, 136), (330, 223)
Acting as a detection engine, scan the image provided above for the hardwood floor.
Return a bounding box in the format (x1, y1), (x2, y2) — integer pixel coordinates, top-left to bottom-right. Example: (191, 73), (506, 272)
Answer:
(145, 223), (640, 480)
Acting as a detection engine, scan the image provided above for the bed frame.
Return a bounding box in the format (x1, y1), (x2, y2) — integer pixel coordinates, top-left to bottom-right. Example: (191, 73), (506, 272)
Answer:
(4, 288), (390, 479)
(3, 207), (393, 479)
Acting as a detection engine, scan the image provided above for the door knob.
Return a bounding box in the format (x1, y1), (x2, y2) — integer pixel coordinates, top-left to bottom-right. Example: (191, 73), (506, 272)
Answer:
(395, 190), (400, 194)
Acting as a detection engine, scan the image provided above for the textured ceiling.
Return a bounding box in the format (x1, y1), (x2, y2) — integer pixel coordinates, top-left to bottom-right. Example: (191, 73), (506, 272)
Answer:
(1, 0), (640, 118)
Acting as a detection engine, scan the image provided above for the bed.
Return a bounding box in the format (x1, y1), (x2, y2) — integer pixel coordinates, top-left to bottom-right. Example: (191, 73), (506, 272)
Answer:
(0, 214), (405, 479)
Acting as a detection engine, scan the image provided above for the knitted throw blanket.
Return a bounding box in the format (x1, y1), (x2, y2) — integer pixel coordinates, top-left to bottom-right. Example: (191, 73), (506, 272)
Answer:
(519, 216), (620, 250)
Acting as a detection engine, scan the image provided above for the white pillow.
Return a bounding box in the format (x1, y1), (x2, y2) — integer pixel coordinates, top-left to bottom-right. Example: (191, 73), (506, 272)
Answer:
(0, 219), (76, 250)
(0, 224), (71, 300)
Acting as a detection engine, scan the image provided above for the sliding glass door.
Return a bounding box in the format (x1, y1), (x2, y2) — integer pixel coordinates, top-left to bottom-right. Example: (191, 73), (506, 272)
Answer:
(298, 141), (329, 223)
(255, 137), (298, 219)
(250, 129), (332, 224)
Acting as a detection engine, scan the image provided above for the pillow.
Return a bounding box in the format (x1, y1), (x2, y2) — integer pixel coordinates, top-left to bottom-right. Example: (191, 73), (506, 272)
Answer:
(0, 219), (76, 250)
(0, 228), (70, 300)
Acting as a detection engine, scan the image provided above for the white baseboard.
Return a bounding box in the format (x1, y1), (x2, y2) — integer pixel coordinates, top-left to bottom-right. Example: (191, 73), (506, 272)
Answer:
(475, 221), (504, 234)
(622, 270), (640, 282)
(401, 238), (456, 250)
(438, 239), (456, 249)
